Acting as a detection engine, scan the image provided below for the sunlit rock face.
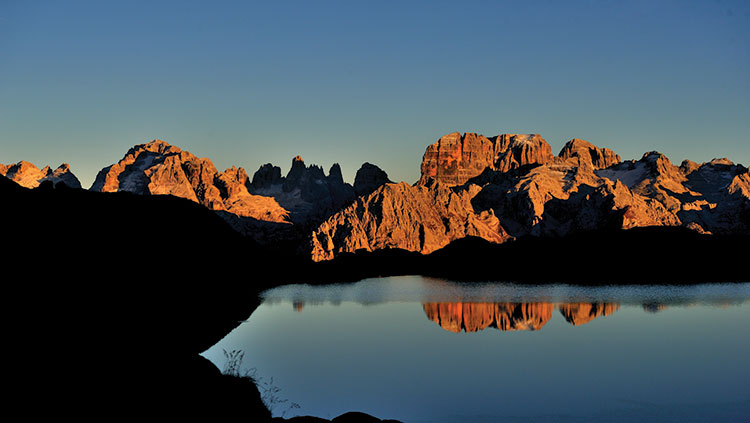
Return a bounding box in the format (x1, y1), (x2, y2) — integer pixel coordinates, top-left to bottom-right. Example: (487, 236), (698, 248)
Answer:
(558, 138), (621, 169)
(90, 140), (364, 243)
(557, 303), (620, 326)
(418, 132), (554, 186)
(311, 131), (749, 260)
(90, 140), (291, 225)
(88, 133), (750, 257)
(1, 161), (82, 189)
(310, 181), (512, 261)
(422, 302), (554, 332)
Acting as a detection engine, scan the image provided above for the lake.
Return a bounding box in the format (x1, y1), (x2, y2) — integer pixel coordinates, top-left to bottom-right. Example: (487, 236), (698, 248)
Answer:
(201, 276), (750, 422)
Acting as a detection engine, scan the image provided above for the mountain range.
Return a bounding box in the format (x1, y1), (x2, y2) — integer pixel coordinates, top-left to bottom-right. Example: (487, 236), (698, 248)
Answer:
(3, 132), (749, 260)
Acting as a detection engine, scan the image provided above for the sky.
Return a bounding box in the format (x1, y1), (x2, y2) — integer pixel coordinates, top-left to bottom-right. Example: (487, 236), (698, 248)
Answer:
(1, 0), (748, 188)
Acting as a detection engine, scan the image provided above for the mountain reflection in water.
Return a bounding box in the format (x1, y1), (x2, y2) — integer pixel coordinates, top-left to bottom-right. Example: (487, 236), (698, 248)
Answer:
(423, 302), (620, 332)
(205, 277), (750, 422)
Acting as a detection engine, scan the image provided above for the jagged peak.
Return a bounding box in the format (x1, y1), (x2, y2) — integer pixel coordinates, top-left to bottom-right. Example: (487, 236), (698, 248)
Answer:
(558, 138), (620, 169)
(507, 133), (542, 145)
(12, 160), (39, 170)
(642, 151), (666, 161)
(708, 158), (734, 166)
(328, 163), (344, 184)
(354, 162), (392, 197)
(131, 139), (182, 156)
(680, 159), (700, 176)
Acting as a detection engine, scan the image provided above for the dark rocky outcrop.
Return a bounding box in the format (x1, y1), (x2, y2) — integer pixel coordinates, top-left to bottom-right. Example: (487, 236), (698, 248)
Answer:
(354, 162), (392, 197)
(251, 163), (284, 190)
(248, 156), (356, 225)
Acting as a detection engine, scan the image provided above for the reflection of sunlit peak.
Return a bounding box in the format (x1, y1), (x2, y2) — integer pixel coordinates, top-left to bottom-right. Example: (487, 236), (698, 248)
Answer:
(423, 301), (623, 333)
(293, 301), (304, 312)
(557, 303), (620, 326)
(423, 302), (554, 333)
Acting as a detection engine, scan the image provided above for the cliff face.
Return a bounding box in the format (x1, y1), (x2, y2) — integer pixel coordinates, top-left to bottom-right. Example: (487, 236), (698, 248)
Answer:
(1, 161), (82, 189)
(418, 132), (554, 186)
(310, 181), (511, 261)
(558, 138), (621, 169)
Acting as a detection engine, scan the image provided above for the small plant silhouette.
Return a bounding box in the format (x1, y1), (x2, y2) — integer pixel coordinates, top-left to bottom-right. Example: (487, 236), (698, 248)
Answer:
(222, 349), (301, 417)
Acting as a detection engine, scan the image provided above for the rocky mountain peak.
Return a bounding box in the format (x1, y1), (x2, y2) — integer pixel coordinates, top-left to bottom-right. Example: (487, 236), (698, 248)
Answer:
(354, 162), (392, 197)
(558, 138), (621, 169)
(708, 158), (734, 166)
(141, 139), (181, 155)
(327, 163), (345, 185)
(250, 163), (283, 190)
(418, 131), (554, 187)
(1, 160), (82, 189)
(680, 159), (700, 176)
(640, 151), (685, 182)
(90, 140), (292, 234)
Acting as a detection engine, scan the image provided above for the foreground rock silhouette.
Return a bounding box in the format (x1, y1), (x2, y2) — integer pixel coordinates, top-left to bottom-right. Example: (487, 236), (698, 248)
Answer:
(0, 176), (407, 421)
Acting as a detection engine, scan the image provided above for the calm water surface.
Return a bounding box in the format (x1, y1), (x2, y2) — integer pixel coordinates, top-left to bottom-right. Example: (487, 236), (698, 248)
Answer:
(202, 277), (750, 422)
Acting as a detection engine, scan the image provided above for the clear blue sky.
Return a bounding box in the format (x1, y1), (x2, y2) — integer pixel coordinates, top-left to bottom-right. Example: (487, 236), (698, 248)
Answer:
(1, 0), (748, 188)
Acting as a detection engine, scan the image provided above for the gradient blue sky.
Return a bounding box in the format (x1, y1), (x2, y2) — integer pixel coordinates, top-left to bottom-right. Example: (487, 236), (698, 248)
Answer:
(1, 0), (748, 188)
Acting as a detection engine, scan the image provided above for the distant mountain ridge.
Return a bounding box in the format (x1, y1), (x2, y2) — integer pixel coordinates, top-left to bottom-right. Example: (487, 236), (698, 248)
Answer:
(0, 160), (81, 189)
(4, 132), (749, 259)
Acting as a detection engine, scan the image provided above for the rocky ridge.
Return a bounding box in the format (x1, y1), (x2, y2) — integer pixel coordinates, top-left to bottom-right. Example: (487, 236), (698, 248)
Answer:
(310, 181), (511, 260)
(89, 140), (388, 243)
(311, 132), (749, 260)
(1, 161), (82, 189)
(32, 132), (750, 260)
